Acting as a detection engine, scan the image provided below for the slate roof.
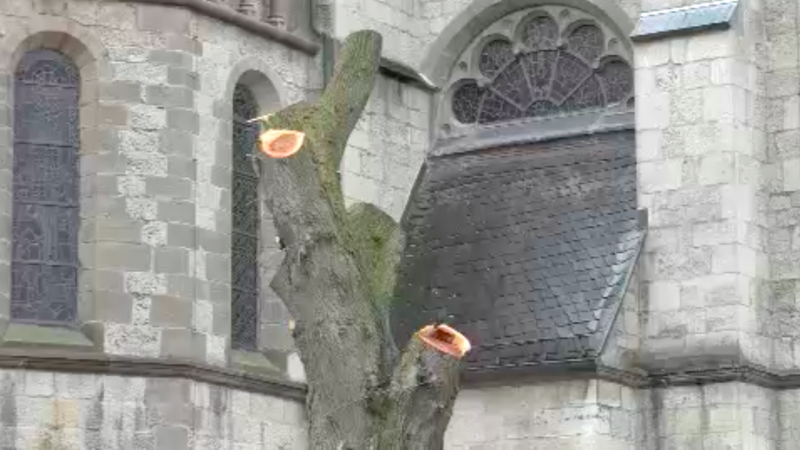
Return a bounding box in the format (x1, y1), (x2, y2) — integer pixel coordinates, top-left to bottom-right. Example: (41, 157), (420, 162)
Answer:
(391, 130), (645, 376)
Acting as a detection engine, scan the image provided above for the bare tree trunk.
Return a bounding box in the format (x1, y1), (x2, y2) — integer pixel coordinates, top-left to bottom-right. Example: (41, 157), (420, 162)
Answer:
(254, 31), (464, 449)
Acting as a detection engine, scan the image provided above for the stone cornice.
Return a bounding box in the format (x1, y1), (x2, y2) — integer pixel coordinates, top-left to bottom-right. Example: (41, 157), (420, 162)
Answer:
(124, 1), (437, 90)
(4, 349), (800, 396)
(462, 359), (800, 391)
(126, 0), (320, 55)
(0, 349), (307, 401)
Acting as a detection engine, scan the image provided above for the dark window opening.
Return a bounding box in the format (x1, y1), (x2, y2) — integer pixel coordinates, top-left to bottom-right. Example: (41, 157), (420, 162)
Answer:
(11, 49), (81, 325)
(231, 83), (260, 350)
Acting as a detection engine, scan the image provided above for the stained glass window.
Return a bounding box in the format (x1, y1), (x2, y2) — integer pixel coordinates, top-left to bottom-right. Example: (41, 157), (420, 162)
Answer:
(11, 49), (80, 325)
(451, 14), (633, 126)
(231, 83), (260, 351)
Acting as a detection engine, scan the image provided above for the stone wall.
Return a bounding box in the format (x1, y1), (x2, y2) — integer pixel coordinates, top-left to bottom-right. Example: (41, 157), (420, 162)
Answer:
(634, 2), (770, 367)
(765, 0), (800, 371)
(331, 0), (644, 70)
(332, 0), (473, 66)
(445, 380), (648, 449)
(654, 383), (778, 449)
(342, 74), (430, 221)
(0, 369), (306, 449)
(0, 0), (321, 372)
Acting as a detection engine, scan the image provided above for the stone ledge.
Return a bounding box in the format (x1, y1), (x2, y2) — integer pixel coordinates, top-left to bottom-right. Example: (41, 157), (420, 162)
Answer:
(126, 0), (319, 55)
(630, 0), (738, 42)
(4, 347), (800, 396)
(0, 348), (307, 400)
(379, 57), (438, 92)
(0, 323), (95, 351)
(462, 359), (800, 391)
(231, 349), (283, 377)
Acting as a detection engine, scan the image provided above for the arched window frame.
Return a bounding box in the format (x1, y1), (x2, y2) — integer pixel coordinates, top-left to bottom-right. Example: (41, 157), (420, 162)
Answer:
(434, 5), (635, 157)
(231, 83), (261, 351)
(10, 48), (81, 326)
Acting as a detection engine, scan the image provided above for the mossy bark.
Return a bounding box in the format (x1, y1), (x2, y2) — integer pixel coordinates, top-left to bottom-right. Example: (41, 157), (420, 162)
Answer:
(254, 31), (462, 449)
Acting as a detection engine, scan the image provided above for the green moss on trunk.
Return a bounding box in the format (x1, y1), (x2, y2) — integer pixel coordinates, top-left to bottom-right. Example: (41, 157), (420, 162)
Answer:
(254, 30), (464, 449)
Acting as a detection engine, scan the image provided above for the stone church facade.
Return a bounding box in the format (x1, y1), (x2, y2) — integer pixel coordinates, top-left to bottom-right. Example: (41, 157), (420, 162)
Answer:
(0, 0), (795, 448)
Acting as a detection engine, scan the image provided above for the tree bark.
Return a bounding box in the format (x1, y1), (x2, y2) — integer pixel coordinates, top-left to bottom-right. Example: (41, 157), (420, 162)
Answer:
(253, 31), (464, 449)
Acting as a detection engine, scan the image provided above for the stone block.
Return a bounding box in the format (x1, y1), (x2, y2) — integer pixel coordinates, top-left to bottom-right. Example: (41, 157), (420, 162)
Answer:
(166, 108), (199, 134)
(685, 31), (736, 62)
(54, 373), (98, 399)
(636, 91), (670, 130)
(167, 67), (200, 90)
(126, 198), (158, 220)
(649, 246), (713, 280)
(212, 304), (230, 336)
(698, 153), (735, 186)
(168, 156), (196, 181)
(768, 69), (800, 99)
(142, 221), (168, 247)
(145, 85), (194, 109)
(81, 268), (126, 293)
(670, 88), (703, 125)
(146, 378), (192, 406)
(160, 129), (195, 157)
(155, 247), (191, 275)
(167, 34), (203, 55)
(130, 104), (167, 131)
(160, 329), (205, 360)
(150, 50), (193, 69)
(83, 219), (143, 244)
(784, 158), (800, 191)
(707, 407), (741, 433)
(692, 220), (737, 247)
(136, 4), (190, 33)
(104, 323), (161, 357)
(166, 223), (195, 249)
(703, 86), (736, 122)
(86, 242), (152, 271)
(146, 176), (193, 200)
(205, 334), (227, 365)
(100, 80), (143, 103)
(157, 201), (195, 224)
(204, 253), (231, 283)
(23, 371), (54, 397)
(124, 152), (168, 177)
(647, 281), (681, 311)
(639, 159), (683, 193)
(125, 272), (167, 295)
(86, 291), (134, 324)
(155, 425), (189, 450)
(112, 62), (169, 85)
(208, 281), (231, 305)
(197, 229), (228, 254)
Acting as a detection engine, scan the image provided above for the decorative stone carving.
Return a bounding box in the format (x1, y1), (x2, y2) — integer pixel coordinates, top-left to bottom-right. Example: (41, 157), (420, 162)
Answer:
(267, 0), (288, 28)
(237, 0), (264, 18)
(438, 5), (635, 147)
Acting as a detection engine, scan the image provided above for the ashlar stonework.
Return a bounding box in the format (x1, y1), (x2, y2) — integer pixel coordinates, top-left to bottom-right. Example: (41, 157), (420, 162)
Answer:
(0, 0), (799, 448)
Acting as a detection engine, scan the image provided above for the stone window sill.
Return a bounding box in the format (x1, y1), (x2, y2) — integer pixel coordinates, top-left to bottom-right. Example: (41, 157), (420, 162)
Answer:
(231, 349), (284, 377)
(0, 322), (95, 351)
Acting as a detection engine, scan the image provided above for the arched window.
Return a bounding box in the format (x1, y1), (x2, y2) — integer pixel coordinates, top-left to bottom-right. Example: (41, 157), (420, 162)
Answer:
(231, 83), (260, 350)
(11, 49), (80, 325)
(438, 6), (634, 153)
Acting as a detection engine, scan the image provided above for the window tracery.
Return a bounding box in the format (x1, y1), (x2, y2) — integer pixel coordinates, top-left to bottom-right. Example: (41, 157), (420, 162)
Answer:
(11, 49), (80, 325)
(231, 83), (260, 351)
(447, 7), (633, 129)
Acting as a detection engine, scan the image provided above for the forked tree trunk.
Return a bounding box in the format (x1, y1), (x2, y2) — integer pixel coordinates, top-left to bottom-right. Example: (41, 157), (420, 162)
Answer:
(253, 31), (464, 449)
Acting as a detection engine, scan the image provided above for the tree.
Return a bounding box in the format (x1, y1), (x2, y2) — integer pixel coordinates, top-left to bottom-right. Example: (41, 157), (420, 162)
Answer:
(252, 30), (470, 449)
